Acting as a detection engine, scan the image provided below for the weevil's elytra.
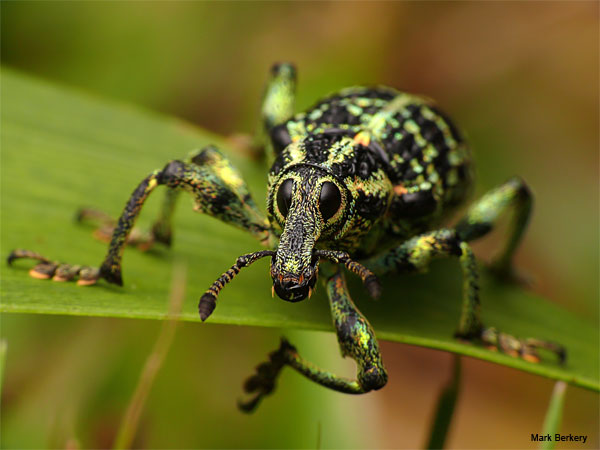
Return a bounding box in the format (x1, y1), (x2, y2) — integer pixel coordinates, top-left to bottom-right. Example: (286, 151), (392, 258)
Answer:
(9, 62), (566, 412)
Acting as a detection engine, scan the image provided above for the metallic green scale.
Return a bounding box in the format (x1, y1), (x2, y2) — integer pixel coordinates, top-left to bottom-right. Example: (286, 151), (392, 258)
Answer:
(9, 63), (565, 413)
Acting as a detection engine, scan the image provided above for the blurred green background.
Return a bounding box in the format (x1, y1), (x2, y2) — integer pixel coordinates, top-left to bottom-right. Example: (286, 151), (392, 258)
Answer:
(1, 2), (598, 448)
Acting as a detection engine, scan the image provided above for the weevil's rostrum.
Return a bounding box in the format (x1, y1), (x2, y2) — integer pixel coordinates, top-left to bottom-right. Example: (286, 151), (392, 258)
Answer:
(9, 63), (566, 412)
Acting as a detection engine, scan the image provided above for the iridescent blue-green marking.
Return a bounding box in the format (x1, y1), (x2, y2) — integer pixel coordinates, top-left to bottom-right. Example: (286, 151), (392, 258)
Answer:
(9, 62), (565, 412)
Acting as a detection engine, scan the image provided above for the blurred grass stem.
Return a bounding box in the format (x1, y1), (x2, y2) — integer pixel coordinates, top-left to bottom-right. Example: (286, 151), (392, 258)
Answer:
(539, 381), (567, 450)
(0, 339), (7, 394)
(113, 261), (187, 450)
(425, 355), (461, 449)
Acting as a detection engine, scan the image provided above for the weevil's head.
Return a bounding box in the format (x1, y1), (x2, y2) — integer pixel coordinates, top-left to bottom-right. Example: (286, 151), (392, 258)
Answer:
(266, 129), (392, 302)
(267, 164), (347, 301)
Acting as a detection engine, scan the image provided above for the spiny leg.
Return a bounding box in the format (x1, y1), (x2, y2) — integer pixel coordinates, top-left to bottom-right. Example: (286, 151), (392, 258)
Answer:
(455, 176), (532, 279)
(10, 146), (270, 287)
(362, 229), (565, 363)
(239, 268), (387, 413)
(257, 62), (296, 162)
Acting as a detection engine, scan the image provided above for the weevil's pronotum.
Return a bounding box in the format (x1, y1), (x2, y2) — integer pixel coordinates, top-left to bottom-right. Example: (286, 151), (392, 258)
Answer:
(9, 63), (565, 412)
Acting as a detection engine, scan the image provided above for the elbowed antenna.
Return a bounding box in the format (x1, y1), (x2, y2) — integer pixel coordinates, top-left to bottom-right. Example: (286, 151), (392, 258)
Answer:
(198, 250), (276, 321)
(198, 249), (381, 322)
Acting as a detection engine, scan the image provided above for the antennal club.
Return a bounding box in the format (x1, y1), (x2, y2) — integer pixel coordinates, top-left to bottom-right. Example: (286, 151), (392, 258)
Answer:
(314, 250), (381, 299)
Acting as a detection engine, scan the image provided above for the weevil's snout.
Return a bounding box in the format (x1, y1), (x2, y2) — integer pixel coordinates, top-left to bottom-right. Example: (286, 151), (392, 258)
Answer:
(272, 273), (318, 302)
(271, 255), (319, 302)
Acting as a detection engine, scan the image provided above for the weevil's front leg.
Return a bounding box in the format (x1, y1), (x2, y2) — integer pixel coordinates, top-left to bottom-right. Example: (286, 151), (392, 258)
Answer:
(75, 148), (226, 252)
(362, 229), (565, 363)
(100, 146), (270, 285)
(9, 146), (270, 286)
(257, 63), (296, 162)
(238, 268), (387, 413)
(455, 176), (532, 278)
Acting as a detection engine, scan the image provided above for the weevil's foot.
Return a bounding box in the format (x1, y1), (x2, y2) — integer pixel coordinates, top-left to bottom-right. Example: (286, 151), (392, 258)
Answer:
(30, 262), (60, 279)
(77, 267), (101, 285)
(238, 338), (295, 413)
(459, 327), (566, 365)
(7, 249), (50, 266)
(8, 249), (101, 286)
(99, 261), (123, 286)
(53, 264), (83, 281)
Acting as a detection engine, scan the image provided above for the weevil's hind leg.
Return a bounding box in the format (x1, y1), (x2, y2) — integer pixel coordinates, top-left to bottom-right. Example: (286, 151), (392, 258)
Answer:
(76, 207), (157, 251)
(362, 229), (565, 364)
(455, 176), (532, 281)
(256, 63), (296, 163)
(76, 148), (219, 252)
(239, 268), (387, 413)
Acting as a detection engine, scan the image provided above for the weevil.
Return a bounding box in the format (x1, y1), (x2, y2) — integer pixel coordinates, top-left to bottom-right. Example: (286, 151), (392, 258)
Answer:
(9, 63), (565, 412)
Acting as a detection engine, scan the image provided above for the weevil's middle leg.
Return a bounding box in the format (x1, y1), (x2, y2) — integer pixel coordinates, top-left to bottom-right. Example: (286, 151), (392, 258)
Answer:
(239, 268), (387, 413)
(362, 229), (565, 363)
(456, 176), (532, 280)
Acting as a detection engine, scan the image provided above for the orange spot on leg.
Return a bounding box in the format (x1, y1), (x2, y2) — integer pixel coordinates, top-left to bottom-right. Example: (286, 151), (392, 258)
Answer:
(29, 269), (51, 280)
(523, 353), (540, 364)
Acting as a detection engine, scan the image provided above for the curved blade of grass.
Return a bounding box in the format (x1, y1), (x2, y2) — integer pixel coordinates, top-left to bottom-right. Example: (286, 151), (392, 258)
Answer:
(0, 339), (7, 394)
(425, 355), (461, 449)
(1, 68), (598, 392)
(114, 261), (186, 450)
(539, 381), (567, 450)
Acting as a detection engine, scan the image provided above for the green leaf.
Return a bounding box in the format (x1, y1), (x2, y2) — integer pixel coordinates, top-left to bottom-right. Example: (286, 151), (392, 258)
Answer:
(1, 68), (598, 392)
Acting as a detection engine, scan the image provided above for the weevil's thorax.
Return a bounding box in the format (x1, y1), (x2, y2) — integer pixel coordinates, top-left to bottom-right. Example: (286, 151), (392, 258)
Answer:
(267, 131), (393, 254)
(267, 87), (474, 256)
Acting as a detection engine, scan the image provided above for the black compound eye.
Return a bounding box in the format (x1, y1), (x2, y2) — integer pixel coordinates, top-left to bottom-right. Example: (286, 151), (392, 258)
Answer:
(319, 182), (342, 221)
(276, 179), (294, 217)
